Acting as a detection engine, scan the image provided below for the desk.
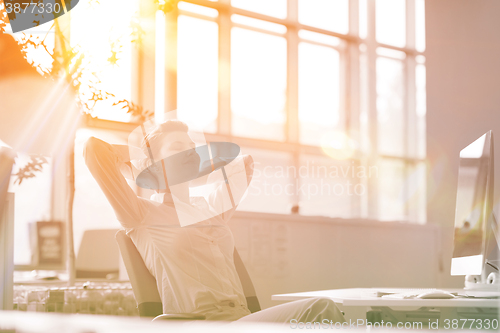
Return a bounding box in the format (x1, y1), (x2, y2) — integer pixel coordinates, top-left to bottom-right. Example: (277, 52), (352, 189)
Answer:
(0, 310), (494, 333)
(0, 311), (290, 333)
(272, 288), (500, 328)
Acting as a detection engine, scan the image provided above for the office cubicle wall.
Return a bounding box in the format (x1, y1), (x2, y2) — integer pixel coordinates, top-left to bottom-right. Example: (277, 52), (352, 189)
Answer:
(230, 211), (440, 310)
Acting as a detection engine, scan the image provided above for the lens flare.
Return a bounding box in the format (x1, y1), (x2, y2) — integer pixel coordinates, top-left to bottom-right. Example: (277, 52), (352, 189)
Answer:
(320, 131), (357, 160)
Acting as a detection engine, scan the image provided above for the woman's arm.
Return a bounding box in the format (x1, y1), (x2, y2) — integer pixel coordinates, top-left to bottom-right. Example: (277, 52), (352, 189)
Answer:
(107, 144), (144, 181)
(83, 137), (148, 228)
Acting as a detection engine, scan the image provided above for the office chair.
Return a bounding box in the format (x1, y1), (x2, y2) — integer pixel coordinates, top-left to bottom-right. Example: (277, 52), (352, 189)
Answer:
(115, 230), (260, 321)
(76, 229), (120, 279)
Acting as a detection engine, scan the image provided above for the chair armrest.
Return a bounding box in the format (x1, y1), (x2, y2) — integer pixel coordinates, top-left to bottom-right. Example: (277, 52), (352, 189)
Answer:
(152, 313), (206, 321)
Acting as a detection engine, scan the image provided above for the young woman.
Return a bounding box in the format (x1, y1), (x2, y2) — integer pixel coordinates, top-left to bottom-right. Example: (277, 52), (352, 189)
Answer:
(84, 120), (346, 324)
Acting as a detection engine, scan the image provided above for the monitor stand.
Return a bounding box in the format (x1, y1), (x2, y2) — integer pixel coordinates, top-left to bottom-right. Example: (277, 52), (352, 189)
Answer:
(464, 213), (499, 292)
(464, 273), (500, 291)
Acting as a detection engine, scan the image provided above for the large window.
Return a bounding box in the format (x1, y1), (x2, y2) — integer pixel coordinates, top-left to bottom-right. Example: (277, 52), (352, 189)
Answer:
(72, 0), (427, 224)
(5, 0), (427, 267)
(13, 0), (427, 249)
(158, 0), (427, 223)
(70, 0), (138, 122)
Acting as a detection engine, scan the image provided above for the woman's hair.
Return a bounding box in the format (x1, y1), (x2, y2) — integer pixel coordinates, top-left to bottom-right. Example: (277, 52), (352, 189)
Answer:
(140, 119), (189, 159)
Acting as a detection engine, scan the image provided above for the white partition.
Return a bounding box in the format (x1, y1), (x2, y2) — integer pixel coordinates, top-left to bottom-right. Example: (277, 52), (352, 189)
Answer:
(230, 211), (441, 310)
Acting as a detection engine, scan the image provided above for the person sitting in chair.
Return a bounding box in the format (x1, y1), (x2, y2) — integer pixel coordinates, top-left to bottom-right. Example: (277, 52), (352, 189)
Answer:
(84, 119), (346, 324)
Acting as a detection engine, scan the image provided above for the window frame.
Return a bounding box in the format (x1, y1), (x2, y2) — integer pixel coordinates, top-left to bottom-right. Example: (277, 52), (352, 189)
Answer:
(160, 0), (426, 222)
(79, 0), (426, 223)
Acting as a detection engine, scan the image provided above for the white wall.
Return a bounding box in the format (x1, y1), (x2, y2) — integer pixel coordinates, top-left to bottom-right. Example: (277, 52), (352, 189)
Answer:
(230, 212), (440, 311)
(426, 0), (500, 287)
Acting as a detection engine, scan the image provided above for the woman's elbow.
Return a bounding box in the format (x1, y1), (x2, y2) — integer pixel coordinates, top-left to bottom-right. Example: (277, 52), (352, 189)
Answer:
(83, 137), (97, 161)
(83, 137), (108, 166)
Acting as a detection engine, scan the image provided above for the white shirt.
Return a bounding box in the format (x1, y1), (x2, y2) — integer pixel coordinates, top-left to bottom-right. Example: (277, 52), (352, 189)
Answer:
(83, 137), (253, 320)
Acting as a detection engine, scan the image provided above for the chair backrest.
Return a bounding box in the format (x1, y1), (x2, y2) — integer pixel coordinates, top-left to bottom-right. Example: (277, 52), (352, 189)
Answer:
(76, 229), (120, 279)
(232, 248), (261, 313)
(115, 230), (261, 317)
(115, 230), (163, 317)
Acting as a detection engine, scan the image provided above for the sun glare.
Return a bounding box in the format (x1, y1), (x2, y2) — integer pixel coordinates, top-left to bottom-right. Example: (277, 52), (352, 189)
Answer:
(70, 0), (138, 121)
(321, 131), (357, 160)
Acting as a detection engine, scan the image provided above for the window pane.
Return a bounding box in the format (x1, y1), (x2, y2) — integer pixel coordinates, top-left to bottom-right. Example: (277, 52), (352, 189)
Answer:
(299, 42), (341, 146)
(237, 148), (293, 214)
(231, 0), (287, 19)
(359, 0), (368, 39)
(70, 0), (137, 122)
(298, 0), (349, 34)
(416, 64), (426, 159)
(298, 155), (353, 218)
(375, 0), (406, 47)
(378, 159), (406, 221)
(359, 48), (370, 154)
(415, 0), (426, 52)
(379, 161), (425, 223)
(10, 155), (52, 265)
(231, 28), (287, 141)
(155, 11), (166, 124)
(177, 16), (218, 133)
(406, 162), (426, 224)
(376, 57), (404, 156)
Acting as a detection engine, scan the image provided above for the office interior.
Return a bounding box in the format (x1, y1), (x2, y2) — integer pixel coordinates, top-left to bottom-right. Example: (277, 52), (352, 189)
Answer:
(1, 0), (500, 331)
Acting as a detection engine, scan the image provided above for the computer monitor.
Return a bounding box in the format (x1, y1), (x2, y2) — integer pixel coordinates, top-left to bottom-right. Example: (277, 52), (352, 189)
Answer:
(451, 131), (499, 284)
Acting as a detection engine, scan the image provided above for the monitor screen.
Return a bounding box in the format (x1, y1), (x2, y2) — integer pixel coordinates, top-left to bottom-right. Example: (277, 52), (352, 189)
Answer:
(451, 131), (494, 275)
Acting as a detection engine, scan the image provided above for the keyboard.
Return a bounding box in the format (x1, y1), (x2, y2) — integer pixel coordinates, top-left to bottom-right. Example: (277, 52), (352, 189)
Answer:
(365, 288), (440, 298)
(381, 290), (456, 299)
(366, 288), (500, 299)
